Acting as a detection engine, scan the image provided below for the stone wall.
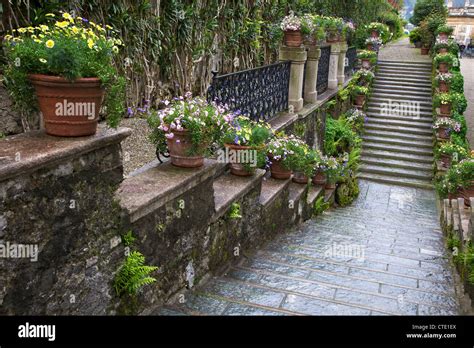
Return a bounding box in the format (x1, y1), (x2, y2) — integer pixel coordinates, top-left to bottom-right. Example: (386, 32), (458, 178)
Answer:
(0, 84), (23, 136)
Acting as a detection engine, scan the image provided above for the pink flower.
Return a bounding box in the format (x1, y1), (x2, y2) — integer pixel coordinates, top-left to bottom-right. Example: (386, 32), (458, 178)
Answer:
(165, 133), (174, 139)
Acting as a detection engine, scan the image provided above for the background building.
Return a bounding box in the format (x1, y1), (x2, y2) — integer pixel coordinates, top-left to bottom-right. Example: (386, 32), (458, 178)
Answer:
(447, 0), (474, 44)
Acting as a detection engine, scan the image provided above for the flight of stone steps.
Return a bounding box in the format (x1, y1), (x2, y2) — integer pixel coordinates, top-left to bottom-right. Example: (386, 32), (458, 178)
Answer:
(359, 60), (434, 189)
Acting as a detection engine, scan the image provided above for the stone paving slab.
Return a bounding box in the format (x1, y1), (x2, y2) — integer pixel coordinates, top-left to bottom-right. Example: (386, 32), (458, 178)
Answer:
(157, 180), (461, 316)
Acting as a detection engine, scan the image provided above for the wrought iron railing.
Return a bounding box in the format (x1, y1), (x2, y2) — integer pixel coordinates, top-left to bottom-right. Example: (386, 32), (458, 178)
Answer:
(317, 45), (331, 94)
(207, 61), (291, 121)
(345, 46), (357, 76)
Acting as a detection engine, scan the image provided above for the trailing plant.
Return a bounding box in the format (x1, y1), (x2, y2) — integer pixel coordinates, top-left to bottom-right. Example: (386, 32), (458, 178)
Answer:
(433, 92), (466, 113)
(351, 85), (370, 97)
(3, 12), (126, 128)
(266, 134), (307, 171)
(285, 143), (318, 178)
(300, 14), (325, 44)
(280, 12), (301, 32)
(147, 95), (227, 157)
(450, 72), (464, 93)
(436, 158), (474, 198)
(433, 53), (458, 67)
(433, 118), (462, 134)
(313, 196), (330, 216)
(228, 203), (242, 219)
(114, 251), (158, 297)
(353, 69), (375, 86)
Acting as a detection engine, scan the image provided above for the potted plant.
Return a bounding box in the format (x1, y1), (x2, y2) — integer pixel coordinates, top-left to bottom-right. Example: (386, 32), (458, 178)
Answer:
(285, 141), (317, 184)
(351, 86), (369, 107)
(367, 22), (385, 39)
(221, 116), (272, 176)
(3, 12), (125, 136)
(301, 14), (325, 46)
(409, 28), (422, 48)
(434, 53), (457, 73)
(148, 96), (226, 168)
(433, 41), (450, 54)
(433, 118), (461, 140)
(456, 158), (474, 206)
(353, 70), (375, 87)
(281, 13), (302, 47)
(357, 50), (376, 69)
(312, 151), (327, 185)
(345, 108), (367, 133)
(323, 16), (344, 43)
(435, 142), (468, 169)
(436, 25), (454, 41)
(433, 73), (453, 93)
(324, 156), (340, 190)
(434, 92), (464, 116)
(266, 135), (305, 180)
(365, 37), (383, 51)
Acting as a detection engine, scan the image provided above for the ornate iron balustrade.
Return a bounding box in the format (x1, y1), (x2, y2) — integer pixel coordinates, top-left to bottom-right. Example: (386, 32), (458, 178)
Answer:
(345, 46), (357, 76)
(317, 45), (331, 94)
(207, 61), (291, 121)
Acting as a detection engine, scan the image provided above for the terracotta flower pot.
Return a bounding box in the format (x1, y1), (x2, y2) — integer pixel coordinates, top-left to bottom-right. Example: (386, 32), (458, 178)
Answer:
(439, 81), (449, 93)
(420, 47), (429, 55)
(438, 48), (448, 54)
(461, 182), (474, 207)
(439, 103), (452, 116)
(366, 43), (374, 51)
(371, 30), (379, 39)
(224, 143), (255, 176)
(284, 30), (303, 47)
(440, 153), (451, 168)
(269, 156), (292, 180)
(292, 172), (309, 184)
(28, 74), (104, 137)
(414, 41), (422, 48)
(437, 126), (450, 140)
(166, 129), (204, 168)
(326, 30), (340, 43)
(312, 171), (327, 186)
(438, 62), (449, 73)
(354, 94), (366, 107)
(325, 182), (336, 190)
(361, 59), (371, 69)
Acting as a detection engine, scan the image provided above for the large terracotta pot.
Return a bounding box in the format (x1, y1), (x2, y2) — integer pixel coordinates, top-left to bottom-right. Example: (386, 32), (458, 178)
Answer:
(438, 62), (449, 73)
(292, 171), (309, 184)
(371, 30), (379, 39)
(366, 43), (374, 51)
(325, 182), (336, 190)
(438, 33), (449, 41)
(438, 47), (448, 54)
(284, 30), (303, 47)
(437, 126), (450, 140)
(439, 103), (452, 116)
(312, 171), (327, 186)
(166, 129), (204, 168)
(354, 94), (366, 107)
(439, 81), (449, 93)
(440, 154), (451, 168)
(361, 58), (371, 69)
(224, 143), (255, 176)
(326, 30), (340, 43)
(269, 156), (292, 180)
(28, 74), (104, 137)
(461, 182), (474, 207)
(420, 47), (429, 55)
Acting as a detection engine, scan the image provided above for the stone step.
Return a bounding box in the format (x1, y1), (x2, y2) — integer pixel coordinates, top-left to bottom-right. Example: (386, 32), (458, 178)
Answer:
(368, 103), (433, 113)
(359, 164), (433, 181)
(373, 84), (432, 94)
(375, 77), (432, 85)
(365, 117), (433, 129)
(361, 156), (433, 172)
(373, 80), (433, 89)
(371, 92), (432, 102)
(377, 65), (432, 73)
(378, 60), (432, 68)
(367, 112), (433, 123)
(376, 73), (431, 81)
(361, 149), (434, 164)
(364, 123), (433, 136)
(259, 176), (291, 208)
(377, 68), (432, 77)
(357, 172), (433, 190)
(367, 106), (433, 118)
(372, 86), (433, 96)
(369, 97), (432, 107)
(364, 128), (433, 142)
(362, 142), (433, 156)
(362, 135), (433, 149)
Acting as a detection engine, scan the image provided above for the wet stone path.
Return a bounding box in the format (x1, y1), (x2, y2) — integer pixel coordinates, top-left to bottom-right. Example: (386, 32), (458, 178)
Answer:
(157, 181), (460, 315)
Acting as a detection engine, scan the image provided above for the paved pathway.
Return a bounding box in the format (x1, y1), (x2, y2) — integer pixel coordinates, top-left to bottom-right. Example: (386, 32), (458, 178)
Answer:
(154, 37), (460, 316)
(460, 57), (474, 147)
(378, 37), (431, 63)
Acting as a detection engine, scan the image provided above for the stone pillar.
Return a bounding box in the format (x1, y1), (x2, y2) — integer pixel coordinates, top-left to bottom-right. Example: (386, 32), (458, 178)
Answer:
(304, 45), (321, 104)
(338, 42), (349, 86)
(279, 46), (307, 112)
(328, 42), (341, 90)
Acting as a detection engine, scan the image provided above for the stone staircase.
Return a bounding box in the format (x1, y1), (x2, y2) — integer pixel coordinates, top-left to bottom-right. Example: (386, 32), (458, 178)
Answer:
(359, 60), (434, 189)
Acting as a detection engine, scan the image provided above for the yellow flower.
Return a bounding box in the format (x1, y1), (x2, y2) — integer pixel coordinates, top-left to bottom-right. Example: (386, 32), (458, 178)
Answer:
(112, 46), (119, 53)
(34, 39), (42, 44)
(39, 25), (49, 32)
(4, 34), (13, 41)
(62, 13), (72, 20)
(46, 13), (55, 17)
(87, 38), (95, 49)
(45, 39), (55, 48)
(55, 21), (69, 29)
(18, 28), (27, 33)
(106, 25), (113, 30)
(71, 26), (80, 34)
(39, 58), (47, 63)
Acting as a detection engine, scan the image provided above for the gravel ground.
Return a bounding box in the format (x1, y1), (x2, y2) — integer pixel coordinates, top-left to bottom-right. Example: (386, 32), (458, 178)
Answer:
(119, 117), (157, 176)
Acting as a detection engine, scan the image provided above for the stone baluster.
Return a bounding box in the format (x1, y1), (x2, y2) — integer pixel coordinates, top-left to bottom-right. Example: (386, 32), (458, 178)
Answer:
(328, 42), (341, 90)
(279, 46), (307, 113)
(338, 42), (349, 86)
(303, 45), (321, 104)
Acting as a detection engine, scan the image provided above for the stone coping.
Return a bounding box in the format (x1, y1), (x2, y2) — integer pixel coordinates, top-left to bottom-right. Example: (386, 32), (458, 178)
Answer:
(212, 169), (265, 222)
(259, 177), (291, 208)
(0, 126), (132, 182)
(116, 159), (218, 223)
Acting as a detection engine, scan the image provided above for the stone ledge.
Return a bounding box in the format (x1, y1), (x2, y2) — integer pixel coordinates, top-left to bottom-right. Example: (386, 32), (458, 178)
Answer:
(116, 159), (218, 223)
(259, 177), (291, 208)
(288, 182), (307, 204)
(307, 185), (324, 206)
(0, 126), (131, 182)
(269, 112), (299, 133)
(324, 188), (336, 204)
(212, 169), (265, 222)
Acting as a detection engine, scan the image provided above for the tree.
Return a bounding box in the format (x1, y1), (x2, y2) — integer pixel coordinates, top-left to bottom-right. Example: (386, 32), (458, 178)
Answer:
(410, 0), (447, 26)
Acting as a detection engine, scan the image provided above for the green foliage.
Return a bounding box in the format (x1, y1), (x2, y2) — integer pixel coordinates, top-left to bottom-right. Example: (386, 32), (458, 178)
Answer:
(409, 28), (421, 44)
(336, 176), (360, 207)
(228, 202), (242, 219)
(324, 117), (361, 157)
(451, 72), (464, 93)
(122, 230), (137, 247)
(410, 0), (447, 26)
(436, 24), (454, 35)
(313, 196), (330, 216)
(114, 251), (158, 297)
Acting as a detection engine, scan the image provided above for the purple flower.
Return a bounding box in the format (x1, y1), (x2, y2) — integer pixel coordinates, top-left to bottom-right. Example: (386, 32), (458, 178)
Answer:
(137, 107), (146, 113)
(234, 136), (240, 145)
(127, 107), (134, 117)
(82, 18), (89, 23)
